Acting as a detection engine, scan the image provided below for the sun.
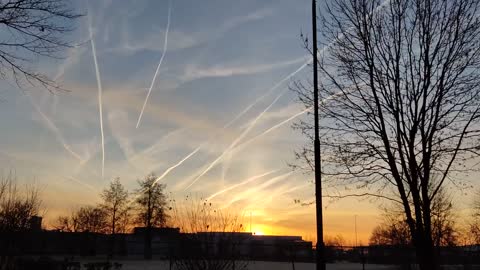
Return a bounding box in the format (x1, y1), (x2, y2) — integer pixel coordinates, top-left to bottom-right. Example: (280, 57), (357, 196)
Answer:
(251, 225), (269, 236)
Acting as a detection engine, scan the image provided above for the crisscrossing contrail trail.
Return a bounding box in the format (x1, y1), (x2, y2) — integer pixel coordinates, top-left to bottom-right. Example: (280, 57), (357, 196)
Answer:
(206, 170), (277, 201)
(136, 0), (173, 128)
(184, 89), (287, 190)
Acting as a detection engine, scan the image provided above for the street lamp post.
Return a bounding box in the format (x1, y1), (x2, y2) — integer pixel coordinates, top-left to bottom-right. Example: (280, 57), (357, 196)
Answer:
(311, 1), (325, 270)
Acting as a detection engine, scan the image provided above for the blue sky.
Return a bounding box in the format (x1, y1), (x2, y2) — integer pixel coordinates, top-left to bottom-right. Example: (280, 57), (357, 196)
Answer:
(1, 0), (474, 242)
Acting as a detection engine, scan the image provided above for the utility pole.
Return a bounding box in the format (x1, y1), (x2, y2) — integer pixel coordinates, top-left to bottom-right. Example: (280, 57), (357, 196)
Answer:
(250, 211), (252, 233)
(355, 215), (358, 247)
(312, 1), (325, 270)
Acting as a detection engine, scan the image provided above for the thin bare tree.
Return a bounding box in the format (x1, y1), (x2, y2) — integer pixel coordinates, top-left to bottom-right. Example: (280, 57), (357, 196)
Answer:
(0, 174), (41, 232)
(469, 190), (480, 244)
(0, 0), (80, 91)
(74, 205), (108, 233)
(169, 196), (248, 270)
(135, 173), (169, 260)
(101, 178), (129, 235)
(293, 0), (480, 269)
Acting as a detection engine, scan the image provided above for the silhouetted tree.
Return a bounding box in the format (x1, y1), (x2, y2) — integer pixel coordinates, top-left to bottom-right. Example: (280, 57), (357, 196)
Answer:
(470, 190), (480, 244)
(170, 196), (248, 270)
(293, 0), (480, 269)
(53, 214), (77, 232)
(0, 174), (42, 269)
(75, 206), (107, 233)
(101, 178), (129, 235)
(0, 174), (41, 232)
(324, 234), (346, 247)
(370, 189), (458, 247)
(0, 0), (80, 91)
(135, 173), (168, 260)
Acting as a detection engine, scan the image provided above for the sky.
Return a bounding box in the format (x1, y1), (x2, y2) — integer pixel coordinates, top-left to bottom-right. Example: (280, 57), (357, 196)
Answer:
(0, 0), (476, 244)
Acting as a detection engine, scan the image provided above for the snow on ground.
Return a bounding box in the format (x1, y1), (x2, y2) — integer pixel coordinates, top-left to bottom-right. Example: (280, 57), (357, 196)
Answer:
(75, 260), (478, 270)
(112, 261), (398, 270)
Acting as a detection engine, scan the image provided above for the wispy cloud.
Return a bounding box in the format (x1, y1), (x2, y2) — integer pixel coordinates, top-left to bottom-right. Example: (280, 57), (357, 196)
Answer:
(182, 56), (307, 81)
(28, 95), (85, 163)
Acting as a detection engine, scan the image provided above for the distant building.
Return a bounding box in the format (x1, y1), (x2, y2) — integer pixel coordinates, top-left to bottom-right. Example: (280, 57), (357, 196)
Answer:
(0, 218), (313, 262)
(28, 216), (42, 232)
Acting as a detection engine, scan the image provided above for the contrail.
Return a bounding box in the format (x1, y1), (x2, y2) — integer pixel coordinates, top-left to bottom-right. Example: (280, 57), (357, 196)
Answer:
(136, 0), (172, 129)
(222, 171), (294, 209)
(223, 0), (392, 129)
(131, 0), (389, 188)
(138, 55), (309, 187)
(65, 176), (98, 193)
(206, 170), (277, 201)
(128, 144), (202, 207)
(234, 90), (349, 152)
(28, 96), (84, 163)
(184, 90), (287, 190)
(224, 59), (311, 128)
(129, 127), (185, 163)
(151, 144), (202, 187)
(89, 22), (105, 179)
(237, 107), (311, 149)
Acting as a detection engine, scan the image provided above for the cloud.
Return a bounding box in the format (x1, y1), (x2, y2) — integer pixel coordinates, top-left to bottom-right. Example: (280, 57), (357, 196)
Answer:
(182, 56), (307, 81)
(220, 7), (274, 32)
(111, 30), (198, 55)
(103, 6), (274, 56)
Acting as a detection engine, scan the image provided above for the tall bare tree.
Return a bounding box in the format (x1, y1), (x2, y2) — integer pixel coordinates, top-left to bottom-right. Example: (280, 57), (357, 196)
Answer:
(0, 174), (41, 232)
(101, 178), (129, 235)
(293, 0), (480, 269)
(135, 173), (168, 259)
(0, 0), (80, 90)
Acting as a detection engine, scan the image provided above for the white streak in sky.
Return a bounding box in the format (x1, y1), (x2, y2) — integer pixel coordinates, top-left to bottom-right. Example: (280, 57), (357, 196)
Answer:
(28, 96), (84, 163)
(238, 107), (311, 149)
(136, 0), (172, 129)
(222, 171), (294, 209)
(65, 176), (98, 193)
(184, 90), (287, 190)
(225, 59), (311, 128)
(151, 144), (202, 187)
(128, 144), (202, 208)
(89, 24), (105, 179)
(234, 89), (349, 151)
(206, 170), (277, 201)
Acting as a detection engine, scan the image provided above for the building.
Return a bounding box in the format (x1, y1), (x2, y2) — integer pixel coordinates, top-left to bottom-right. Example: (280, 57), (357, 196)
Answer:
(0, 219), (313, 262)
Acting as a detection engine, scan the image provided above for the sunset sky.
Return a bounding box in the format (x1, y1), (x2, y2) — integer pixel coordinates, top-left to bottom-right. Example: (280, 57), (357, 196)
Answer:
(0, 0), (476, 244)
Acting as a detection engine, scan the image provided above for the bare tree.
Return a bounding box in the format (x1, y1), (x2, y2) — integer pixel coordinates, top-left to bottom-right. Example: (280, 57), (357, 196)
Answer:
(170, 196), (248, 270)
(324, 234), (346, 247)
(370, 189), (459, 247)
(53, 214), (76, 232)
(469, 190), (480, 244)
(74, 205), (107, 233)
(0, 174), (42, 270)
(0, 174), (42, 232)
(0, 0), (80, 90)
(135, 173), (168, 259)
(293, 0), (480, 268)
(101, 178), (129, 235)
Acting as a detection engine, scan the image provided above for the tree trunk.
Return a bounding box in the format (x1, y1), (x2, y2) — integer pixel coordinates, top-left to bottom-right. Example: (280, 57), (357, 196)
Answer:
(414, 232), (438, 270)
